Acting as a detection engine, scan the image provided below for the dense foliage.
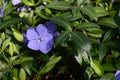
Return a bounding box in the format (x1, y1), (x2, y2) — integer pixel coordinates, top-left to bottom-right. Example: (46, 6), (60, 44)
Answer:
(0, 0), (120, 80)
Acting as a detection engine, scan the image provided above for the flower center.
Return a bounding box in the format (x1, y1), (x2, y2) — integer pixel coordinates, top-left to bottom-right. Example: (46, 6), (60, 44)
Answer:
(37, 36), (42, 43)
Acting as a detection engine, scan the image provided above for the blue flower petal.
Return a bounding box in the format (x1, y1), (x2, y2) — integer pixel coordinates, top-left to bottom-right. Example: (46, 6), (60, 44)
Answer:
(46, 21), (56, 33)
(39, 33), (54, 54)
(28, 40), (40, 50)
(12, 0), (21, 6)
(26, 28), (38, 40)
(0, 8), (4, 17)
(115, 70), (120, 80)
(36, 24), (48, 37)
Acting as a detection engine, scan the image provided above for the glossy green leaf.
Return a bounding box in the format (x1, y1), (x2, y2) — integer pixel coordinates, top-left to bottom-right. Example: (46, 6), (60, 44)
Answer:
(102, 30), (117, 43)
(78, 22), (100, 30)
(100, 73), (115, 80)
(39, 56), (62, 75)
(87, 32), (102, 38)
(50, 16), (72, 31)
(55, 31), (70, 46)
(21, 0), (35, 6)
(90, 57), (104, 76)
(71, 32), (90, 52)
(102, 63), (117, 71)
(19, 68), (26, 80)
(80, 5), (97, 21)
(9, 43), (14, 56)
(98, 18), (119, 28)
(0, 18), (24, 30)
(2, 38), (11, 51)
(11, 28), (23, 42)
(99, 44), (107, 61)
(94, 7), (109, 17)
(46, 1), (71, 10)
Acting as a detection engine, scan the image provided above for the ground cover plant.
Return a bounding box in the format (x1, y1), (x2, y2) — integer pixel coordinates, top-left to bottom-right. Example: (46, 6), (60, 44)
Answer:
(0, 0), (120, 80)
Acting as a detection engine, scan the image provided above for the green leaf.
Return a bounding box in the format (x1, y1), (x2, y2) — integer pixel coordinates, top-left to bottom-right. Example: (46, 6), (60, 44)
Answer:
(98, 18), (119, 28)
(11, 28), (23, 42)
(94, 7), (109, 17)
(100, 73), (115, 80)
(80, 5), (97, 21)
(39, 56), (62, 75)
(2, 38), (11, 51)
(50, 16), (72, 31)
(35, 6), (49, 19)
(11, 68), (19, 80)
(13, 57), (33, 65)
(90, 57), (104, 76)
(78, 22), (100, 30)
(85, 67), (94, 80)
(99, 44), (107, 61)
(71, 32), (90, 52)
(55, 31), (70, 46)
(9, 43), (14, 56)
(102, 30), (117, 43)
(19, 68), (26, 80)
(46, 1), (71, 10)
(1, 32), (5, 41)
(21, 0), (35, 6)
(87, 32), (102, 38)
(0, 18), (24, 30)
(102, 63), (117, 71)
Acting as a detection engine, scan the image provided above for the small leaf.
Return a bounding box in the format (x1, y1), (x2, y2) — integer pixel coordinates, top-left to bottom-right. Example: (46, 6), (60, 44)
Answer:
(94, 7), (109, 17)
(55, 31), (70, 46)
(39, 56), (62, 75)
(80, 5), (97, 21)
(85, 67), (94, 80)
(21, 0), (35, 6)
(99, 44), (107, 61)
(0, 18), (24, 30)
(90, 57), (104, 76)
(100, 73), (115, 80)
(12, 28), (23, 42)
(2, 38), (11, 51)
(19, 68), (26, 80)
(50, 16), (72, 31)
(98, 18), (119, 28)
(102, 63), (117, 71)
(46, 1), (71, 10)
(78, 22), (100, 30)
(102, 30), (117, 43)
(87, 32), (102, 38)
(71, 32), (90, 52)
(1, 32), (5, 41)
(9, 43), (14, 56)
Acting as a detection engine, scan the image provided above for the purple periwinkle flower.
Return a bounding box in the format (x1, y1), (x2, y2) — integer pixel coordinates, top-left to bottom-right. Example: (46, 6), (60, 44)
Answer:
(12, 0), (21, 6)
(0, 8), (4, 17)
(24, 24), (54, 54)
(45, 21), (59, 37)
(115, 70), (120, 80)
(17, 5), (31, 12)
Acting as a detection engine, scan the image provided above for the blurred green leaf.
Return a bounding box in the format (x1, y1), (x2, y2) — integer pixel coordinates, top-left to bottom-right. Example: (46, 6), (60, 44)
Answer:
(0, 18), (24, 30)
(100, 73), (115, 80)
(21, 0), (35, 6)
(46, 1), (71, 10)
(87, 32), (102, 38)
(85, 67), (94, 80)
(50, 16), (72, 31)
(39, 56), (62, 75)
(11, 68), (19, 80)
(102, 63), (117, 71)
(2, 38), (10, 51)
(90, 57), (104, 76)
(78, 22), (100, 29)
(55, 31), (70, 46)
(102, 30), (117, 43)
(71, 32), (90, 52)
(98, 18), (119, 28)
(94, 7), (109, 17)
(80, 5), (97, 21)
(1, 32), (5, 41)
(9, 42), (14, 56)
(99, 44), (107, 61)
(19, 68), (26, 80)
(11, 28), (23, 42)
